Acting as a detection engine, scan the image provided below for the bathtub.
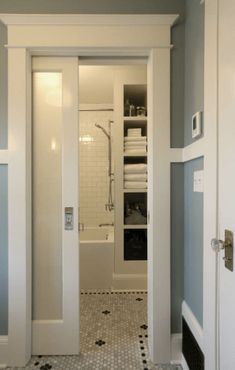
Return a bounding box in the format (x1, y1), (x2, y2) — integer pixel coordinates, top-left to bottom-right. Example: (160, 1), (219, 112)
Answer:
(79, 227), (114, 290)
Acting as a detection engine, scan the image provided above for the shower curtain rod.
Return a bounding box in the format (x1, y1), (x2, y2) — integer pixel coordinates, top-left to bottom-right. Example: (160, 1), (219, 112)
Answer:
(79, 108), (114, 112)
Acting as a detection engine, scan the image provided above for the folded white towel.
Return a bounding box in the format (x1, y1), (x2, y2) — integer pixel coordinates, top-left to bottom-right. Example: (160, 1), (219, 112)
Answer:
(124, 149), (147, 154)
(124, 164), (147, 173)
(124, 141), (147, 147)
(127, 128), (142, 137)
(124, 136), (147, 142)
(124, 181), (147, 189)
(124, 174), (147, 181)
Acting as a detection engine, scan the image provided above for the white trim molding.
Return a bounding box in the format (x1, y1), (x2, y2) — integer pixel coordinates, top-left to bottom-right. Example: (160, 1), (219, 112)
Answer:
(170, 138), (205, 163)
(0, 14), (178, 51)
(182, 138), (205, 162)
(0, 336), (8, 368)
(1, 12), (178, 367)
(171, 333), (182, 362)
(170, 148), (183, 163)
(0, 14), (179, 26)
(0, 151), (9, 164)
(181, 355), (190, 370)
(182, 301), (203, 351)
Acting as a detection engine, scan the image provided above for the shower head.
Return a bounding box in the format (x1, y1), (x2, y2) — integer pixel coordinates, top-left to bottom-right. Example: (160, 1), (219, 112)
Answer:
(95, 123), (110, 139)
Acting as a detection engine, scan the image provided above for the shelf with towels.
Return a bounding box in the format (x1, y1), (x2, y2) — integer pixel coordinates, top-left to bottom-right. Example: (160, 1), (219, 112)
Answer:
(123, 153), (147, 157)
(123, 116), (147, 122)
(123, 225), (147, 229)
(123, 189), (147, 193)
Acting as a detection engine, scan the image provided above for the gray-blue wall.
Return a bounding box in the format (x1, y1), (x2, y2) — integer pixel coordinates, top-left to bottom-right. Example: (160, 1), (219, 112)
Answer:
(0, 0), (186, 335)
(184, 158), (204, 325)
(0, 0), (185, 14)
(0, 165), (8, 335)
(184, 0), (204, 146)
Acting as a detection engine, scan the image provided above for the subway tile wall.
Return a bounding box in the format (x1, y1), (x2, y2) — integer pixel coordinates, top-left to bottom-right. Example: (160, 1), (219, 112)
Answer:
(79, 110), (114, 227)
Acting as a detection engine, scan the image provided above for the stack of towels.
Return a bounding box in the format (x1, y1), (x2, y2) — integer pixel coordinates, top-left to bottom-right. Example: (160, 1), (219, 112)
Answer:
(124, 163), (147, 189)
(124, 128), (147, 154)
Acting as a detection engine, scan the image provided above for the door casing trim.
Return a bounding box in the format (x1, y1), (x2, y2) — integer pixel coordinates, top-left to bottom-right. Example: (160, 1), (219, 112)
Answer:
(0, 14), (177, 367)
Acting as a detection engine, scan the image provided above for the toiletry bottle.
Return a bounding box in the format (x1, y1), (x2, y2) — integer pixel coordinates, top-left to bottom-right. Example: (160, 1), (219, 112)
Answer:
(124, 99), (130, 116)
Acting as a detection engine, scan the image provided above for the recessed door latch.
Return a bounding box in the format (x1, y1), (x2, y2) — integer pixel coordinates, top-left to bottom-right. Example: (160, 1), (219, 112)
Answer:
(211, 229), (233, 271)
(65, 207), (74, 230)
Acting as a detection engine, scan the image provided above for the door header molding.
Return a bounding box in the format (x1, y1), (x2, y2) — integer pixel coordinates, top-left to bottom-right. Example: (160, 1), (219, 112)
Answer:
(0, 13), (179, 26)
(0, 13), (178, 50)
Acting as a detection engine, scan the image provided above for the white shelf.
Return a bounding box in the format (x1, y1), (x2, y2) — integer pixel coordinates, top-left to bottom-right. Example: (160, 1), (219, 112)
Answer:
(123, 116), (147, 122)
(123, 153), (147, 157)
(123, 189), (147, 193)
(123, 225), (147, 229)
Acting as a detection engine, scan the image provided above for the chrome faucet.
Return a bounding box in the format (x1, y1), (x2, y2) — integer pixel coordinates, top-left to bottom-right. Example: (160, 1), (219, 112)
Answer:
(98, 222), (114, 227)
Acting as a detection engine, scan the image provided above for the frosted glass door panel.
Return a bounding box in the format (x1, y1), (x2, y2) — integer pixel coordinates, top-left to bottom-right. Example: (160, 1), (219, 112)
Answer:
(0, 165), (8, 335)
(33, 72), (63, 320)
(0, 23), (7, 149)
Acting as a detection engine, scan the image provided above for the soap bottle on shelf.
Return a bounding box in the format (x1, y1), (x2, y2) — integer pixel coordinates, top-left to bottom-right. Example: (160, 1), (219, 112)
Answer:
(124, 99), (130, 116)
(129, 104), (136, 116)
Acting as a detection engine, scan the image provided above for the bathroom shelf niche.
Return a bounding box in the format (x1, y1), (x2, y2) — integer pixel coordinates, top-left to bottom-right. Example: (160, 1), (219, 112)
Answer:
(114, 70), (148, 280)
(124, 192), (147, 225)
(123, 153), (147, 157)
(123, 116), (147, 122)
(124, 229), (147, 261)
(123, 189), (147, 193)
(123, 225), (147, 229)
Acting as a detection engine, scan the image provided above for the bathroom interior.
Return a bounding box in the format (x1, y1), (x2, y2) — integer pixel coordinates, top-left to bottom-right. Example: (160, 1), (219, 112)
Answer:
(79, 63), (148, 292)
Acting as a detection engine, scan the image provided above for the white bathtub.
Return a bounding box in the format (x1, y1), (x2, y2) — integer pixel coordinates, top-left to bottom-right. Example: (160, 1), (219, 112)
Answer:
(79, 227), (114, 290)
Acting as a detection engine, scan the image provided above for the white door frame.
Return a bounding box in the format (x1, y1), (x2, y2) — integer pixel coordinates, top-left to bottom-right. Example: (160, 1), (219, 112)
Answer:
(0, 14), (178, 367)
(203, 1), (219, 369)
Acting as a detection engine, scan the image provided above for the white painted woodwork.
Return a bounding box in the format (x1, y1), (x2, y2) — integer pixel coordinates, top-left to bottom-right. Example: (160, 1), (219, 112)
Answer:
(33, 71), (63, 321)
(182, 138), (205, 162)
(7, 48), (32, 367)
(113, 68), (147, 279)
(0, 14), (177, 366)
(0, 151), (9, 164)
(203, 1), (219, 370)
(31, 58), (79, 355)
(0, 336), (8, 368)
(218, 1), (235, 368)
(147, 48), (171, 363)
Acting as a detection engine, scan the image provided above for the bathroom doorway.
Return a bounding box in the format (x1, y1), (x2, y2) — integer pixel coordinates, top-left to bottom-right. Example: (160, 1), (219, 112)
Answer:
(78, 62), (149, 367)
(79, 63), (148, 292)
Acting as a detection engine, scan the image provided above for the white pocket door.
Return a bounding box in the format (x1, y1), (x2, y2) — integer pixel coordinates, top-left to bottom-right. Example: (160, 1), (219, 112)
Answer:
(32, 58), (79, 355)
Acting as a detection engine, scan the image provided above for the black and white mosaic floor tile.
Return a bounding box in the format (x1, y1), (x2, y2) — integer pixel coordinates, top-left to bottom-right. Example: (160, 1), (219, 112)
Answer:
(8, 291), (182, 370)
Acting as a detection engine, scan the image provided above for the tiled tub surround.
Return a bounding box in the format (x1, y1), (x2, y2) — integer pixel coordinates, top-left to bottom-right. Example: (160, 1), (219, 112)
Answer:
(9, 292), (182, 370)
(79, 110), (114, 227)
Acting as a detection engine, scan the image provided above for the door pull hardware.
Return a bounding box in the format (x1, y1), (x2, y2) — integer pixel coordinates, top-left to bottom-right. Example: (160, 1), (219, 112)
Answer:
(211, 229), (233, 271)
(65, 207), (74, 230)
(78, 223), (85, 232)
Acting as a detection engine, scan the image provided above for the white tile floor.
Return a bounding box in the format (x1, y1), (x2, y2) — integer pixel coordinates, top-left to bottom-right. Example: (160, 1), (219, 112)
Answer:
(8, 291), (182, 370)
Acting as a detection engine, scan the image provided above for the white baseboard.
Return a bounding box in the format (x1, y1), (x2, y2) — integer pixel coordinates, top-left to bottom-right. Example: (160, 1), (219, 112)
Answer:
(0, 336), (8, 368)
(112, 273), (147, 290)
(181, 354), (190, 370)
(171, 333), (182, 362)
(182, 300), (203, 351)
